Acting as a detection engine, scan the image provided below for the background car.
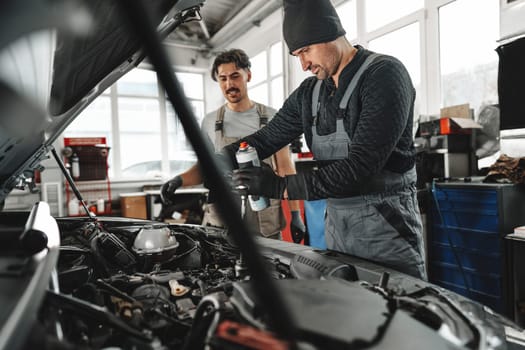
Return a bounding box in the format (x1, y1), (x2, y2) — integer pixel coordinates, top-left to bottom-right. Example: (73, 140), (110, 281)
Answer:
(122, 159), (197, 178)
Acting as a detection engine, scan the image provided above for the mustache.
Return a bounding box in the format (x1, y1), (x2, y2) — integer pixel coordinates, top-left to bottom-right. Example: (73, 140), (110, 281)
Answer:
(226, 88), (240, 94)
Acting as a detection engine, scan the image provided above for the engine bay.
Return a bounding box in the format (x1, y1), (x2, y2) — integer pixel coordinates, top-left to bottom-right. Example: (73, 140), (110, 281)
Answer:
(9, 215), (499, 350)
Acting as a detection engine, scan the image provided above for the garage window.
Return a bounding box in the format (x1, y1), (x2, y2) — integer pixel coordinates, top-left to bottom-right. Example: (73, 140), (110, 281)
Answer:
(439, 0), (499, 115)
(63, 68), (203, 180)
(248, 41), (285, 109)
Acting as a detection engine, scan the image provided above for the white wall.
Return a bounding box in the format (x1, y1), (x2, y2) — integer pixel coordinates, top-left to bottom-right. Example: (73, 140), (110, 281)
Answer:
(226, 8), (311, 98)
(226, 10), (282, 57)
(202, 74), (224, 115)
(165, 44), (209, 70)
(500, 0), (525, 40)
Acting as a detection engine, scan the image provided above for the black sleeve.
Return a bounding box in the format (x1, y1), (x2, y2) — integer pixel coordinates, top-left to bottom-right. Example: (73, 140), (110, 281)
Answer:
(288, 58), (415, 200)
(221, 86), (307, 164)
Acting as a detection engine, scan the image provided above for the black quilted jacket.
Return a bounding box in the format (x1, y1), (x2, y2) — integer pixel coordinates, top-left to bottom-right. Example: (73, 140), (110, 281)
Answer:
(240, 46), (416, 200)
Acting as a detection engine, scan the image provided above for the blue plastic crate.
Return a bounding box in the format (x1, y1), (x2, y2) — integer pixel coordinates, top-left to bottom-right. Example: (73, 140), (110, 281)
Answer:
(434, 188), (498, 207)
(428, 182), (525, 319)
(432, 188), (499, 232)
(429, 243), (501, 274)
(429, 262), (501, 297)
(430, 226), (500, 253)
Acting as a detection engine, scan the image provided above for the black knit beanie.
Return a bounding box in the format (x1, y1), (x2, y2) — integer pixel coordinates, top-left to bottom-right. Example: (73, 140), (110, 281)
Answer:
(283, 0), (346, 53)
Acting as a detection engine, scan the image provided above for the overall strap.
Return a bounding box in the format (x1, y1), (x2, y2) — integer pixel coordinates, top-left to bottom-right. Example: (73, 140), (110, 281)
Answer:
(311, 53), (381, 120)
(255, 102), (269, 127)
(215, 105), (226, 131)
(339, 53), (380, 109)
(214, 105), (226, 150)
(311, 80), (323, 118)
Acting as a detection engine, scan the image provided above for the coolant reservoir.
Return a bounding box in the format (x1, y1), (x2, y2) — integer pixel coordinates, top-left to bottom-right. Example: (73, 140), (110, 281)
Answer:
(132, 226), (179, 257)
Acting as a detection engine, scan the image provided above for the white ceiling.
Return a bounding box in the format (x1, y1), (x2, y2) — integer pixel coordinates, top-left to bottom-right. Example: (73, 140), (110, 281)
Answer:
(166, 0), (283, 53)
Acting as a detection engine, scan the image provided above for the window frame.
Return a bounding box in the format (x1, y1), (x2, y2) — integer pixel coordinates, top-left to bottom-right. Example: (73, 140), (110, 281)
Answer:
(248, 41), (285, 109)
(329, 0), (497, 116)
(64, 65), (206, 181)
(501, 0), (525, 9)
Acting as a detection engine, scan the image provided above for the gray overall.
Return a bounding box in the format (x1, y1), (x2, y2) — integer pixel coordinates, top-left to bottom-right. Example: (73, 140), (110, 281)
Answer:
(201, 103), (286, 239)
(311, 54), (426, 279)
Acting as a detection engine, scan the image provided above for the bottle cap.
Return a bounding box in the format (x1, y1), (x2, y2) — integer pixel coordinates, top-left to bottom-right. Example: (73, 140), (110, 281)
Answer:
(239, 141), (248, 149)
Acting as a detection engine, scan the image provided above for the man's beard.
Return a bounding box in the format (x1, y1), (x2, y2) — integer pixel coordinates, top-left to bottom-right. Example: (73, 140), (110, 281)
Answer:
(225, 88), (242, 103)
(311, 65), (329, 80)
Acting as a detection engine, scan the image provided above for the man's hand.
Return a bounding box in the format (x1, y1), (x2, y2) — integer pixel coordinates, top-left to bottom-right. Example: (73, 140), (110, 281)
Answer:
(160, 175), (183, 205)
(232, 163), (285, 199)
(220, 143), (239, 169)
(202, 153), (236, 204)
(290, 210), (306, 243)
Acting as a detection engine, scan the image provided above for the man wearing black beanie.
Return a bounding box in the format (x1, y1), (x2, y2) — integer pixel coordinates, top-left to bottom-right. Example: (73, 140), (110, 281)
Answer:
(228, 0), (426, 279)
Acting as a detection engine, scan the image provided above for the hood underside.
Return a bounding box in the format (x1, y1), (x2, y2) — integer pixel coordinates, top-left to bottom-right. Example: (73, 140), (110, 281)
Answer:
(0, 0), (193, 203)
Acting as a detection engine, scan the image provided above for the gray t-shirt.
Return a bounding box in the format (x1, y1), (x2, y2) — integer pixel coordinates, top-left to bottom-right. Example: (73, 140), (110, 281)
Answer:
(201, 104), (277, 150)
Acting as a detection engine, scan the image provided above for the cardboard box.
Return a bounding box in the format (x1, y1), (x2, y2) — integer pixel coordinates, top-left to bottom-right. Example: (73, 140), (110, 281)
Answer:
(440, 103), (472, 119)
(120, 192), (147, 219)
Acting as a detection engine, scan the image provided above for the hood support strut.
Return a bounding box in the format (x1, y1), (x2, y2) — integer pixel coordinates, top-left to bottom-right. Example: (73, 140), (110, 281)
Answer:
(50, 147), (95, 220)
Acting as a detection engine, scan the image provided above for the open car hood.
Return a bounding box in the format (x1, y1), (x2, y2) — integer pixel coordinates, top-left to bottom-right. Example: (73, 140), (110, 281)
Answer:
(0, 0), (200, 204)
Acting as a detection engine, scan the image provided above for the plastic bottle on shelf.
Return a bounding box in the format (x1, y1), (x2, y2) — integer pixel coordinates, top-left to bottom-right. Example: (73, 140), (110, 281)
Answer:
(71, 153), (80, 179)
(235, 141), (269, 211)
(68, 199), (79, 216)
(97, 198), (105, 214)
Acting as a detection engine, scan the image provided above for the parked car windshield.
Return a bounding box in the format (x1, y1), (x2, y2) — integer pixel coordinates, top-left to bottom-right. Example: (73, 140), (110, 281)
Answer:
(121, 159), (196, 179)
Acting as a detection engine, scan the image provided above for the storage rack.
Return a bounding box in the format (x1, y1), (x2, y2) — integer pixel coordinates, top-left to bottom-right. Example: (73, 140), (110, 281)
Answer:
(64, 137), (112, 216)
(429, 179), (525, 318)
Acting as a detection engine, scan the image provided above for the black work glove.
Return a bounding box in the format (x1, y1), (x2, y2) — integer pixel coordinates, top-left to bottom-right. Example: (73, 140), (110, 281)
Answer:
(221, 143), (239, 168)
(160, 175), (183, 205)
(203, 152), (236, 204)
(290, 210), (306, 243)
(232, 163), (285, 199)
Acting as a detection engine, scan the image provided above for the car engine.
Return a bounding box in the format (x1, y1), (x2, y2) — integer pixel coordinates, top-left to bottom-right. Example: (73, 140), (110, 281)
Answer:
(49, 218), (246, 349)
(12, 214), (505, 350)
